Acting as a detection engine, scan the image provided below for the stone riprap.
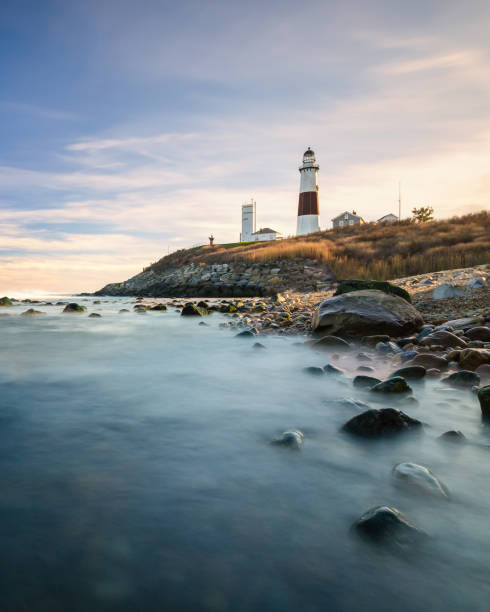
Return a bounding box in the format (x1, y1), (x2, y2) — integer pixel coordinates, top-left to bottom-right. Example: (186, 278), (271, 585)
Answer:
(96, 259), (333, 298)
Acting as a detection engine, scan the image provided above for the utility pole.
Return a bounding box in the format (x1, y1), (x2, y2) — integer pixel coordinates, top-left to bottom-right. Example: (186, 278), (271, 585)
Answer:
(398, 181), (402, 221)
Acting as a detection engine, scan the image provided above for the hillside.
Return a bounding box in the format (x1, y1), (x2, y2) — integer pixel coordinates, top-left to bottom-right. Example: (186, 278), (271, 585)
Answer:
(96, 211), (489, 297)
(147, 211), (489, 280)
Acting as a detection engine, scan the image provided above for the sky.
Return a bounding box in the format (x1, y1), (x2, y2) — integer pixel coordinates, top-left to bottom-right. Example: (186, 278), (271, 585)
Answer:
(1, 0), (489, 294)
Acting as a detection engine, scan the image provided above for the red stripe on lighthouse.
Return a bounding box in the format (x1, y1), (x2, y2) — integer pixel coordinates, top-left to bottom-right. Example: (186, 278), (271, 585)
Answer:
(298, 191), (319, 216)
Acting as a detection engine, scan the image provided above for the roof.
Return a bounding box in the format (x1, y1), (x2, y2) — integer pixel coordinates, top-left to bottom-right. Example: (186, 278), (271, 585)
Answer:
(252, 227), (280, 235)
(304, 147), (315, 157)
(331, 211), (364, 221)
(378, 213), (398, 221)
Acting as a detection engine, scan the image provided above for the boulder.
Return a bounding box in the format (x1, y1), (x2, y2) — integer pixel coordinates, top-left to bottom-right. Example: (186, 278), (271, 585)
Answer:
(334, 279), (411, 303)
(20, 308), (45, 316)
(0, 296), (13, 307)
(370, 377), (412, 394)
(253, 342), (266, 349)
(89, 313), (102, 318)
(419, 330), (467, 349)
(181, 303), (208, 316)
(271, 430), (304, 449)
(353, 375), (381, 389)
(312, 290), (423, 338)
(442, 370), (480, 389)
(312, 336), (351, 351)
(323, 363), (345, 375)
(392, 463), (449, 499)
(352, 506), (427, 546)
(235, 330), (255, 338)
(63, 303), (87, 313)
(432, 284), (465, 300)
(438, 430), (466, 444)
(405, 353), (449, 371)
(302, 366), (324, 377)
(341, 408), (422, 437)
(361, 335), (391, 346)
(150, 304), (168, 311)
(119, 309), (130, 313)
(478, 386), (490, 419)
(465, 326), (490, 342)
(458, 348), (490, 371)
(390, 365), (426, 380)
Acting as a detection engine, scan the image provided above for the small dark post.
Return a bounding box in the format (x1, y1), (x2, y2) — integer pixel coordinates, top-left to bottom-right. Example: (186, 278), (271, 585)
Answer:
(208, 234), (215, 247)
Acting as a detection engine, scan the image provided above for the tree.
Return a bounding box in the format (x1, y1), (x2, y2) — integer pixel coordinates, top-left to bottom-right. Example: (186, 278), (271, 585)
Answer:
(411, 206), (434, 223)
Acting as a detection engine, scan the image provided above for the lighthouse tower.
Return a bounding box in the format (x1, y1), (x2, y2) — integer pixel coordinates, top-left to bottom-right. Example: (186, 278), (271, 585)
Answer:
(296, 147), (320, 235)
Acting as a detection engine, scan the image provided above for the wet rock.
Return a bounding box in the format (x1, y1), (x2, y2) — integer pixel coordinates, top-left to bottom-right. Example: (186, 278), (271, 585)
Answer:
(432, 284), (465, 299)
(400, 350), (418, 363)
(235, 330), (255, 338)
(361, 335), (391, 346)
(405, 353), (449, 370)
(341, 408), (422, 437)
(353, 375), (382, 389)
(370, 377), (412, 394)
(88, 313), (102, 318)
(419, 330), (467, 349)
(465, 326), (490, 342)
(376, 341), (402, 355)
(438, 430), (466, 443)
(253, 342), (266, 349)
(357, 365), (375, 372)
(150, 304), (168, 311)
(133, 304), (148, 311)
(197, 301), (210, 309)
(312, 336), (351, 351)
(458, 348), (490, 371)
(20, 308), (45, 316)
(271, 430), (304, 449)
(357, 352), (372, 361)
(302, 366), (324, 377)
(390, 365), (426, 380)
(312, 290), (423, 338)
(478, 385), (490, 419)
(0, 296), (13, 307)
(63, 303), (87, 313)
(426, 368), (441, 377)
(323, 363), (345, 375)
(198, 321), (209, 326)
(392, 462), (449, 499)
(119, 309), (130, 313)
(442, 370), (480, 388)
(181, 303), (208, 316)
(352, 506), (427, 546)
(335, 279), (411, 303)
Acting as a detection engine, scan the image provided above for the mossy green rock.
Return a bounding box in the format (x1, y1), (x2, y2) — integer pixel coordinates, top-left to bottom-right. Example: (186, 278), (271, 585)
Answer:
(335, 280), (411, 303)
(181, 303), (208, 316)
(63, 303), (87, 313)
(0, 296), (13, 307)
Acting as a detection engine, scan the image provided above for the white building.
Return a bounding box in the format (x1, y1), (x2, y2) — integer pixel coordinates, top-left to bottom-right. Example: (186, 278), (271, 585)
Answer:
(297, 147), (320, 235)
(332, 210), (365, 228)
(251, 227), (281, 242)
(240, 199), (256, 242)
(377, 213), (399, 223)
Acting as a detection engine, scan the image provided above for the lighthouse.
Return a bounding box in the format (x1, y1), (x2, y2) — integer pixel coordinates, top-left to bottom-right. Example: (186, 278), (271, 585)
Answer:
(296, 147), (320, 235)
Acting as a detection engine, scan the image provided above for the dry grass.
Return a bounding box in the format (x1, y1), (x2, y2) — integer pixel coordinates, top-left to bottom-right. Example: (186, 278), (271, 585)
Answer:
(147, 211), (489, 280)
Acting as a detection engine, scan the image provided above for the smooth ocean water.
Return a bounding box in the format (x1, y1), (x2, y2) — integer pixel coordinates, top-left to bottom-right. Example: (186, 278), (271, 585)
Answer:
(0, 297), (489, 612)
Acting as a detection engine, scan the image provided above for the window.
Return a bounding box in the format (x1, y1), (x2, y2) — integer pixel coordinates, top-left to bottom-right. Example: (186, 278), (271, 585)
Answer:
(349, 219), (354, 225)
(344, 213), (348, 220)
(339, 220), (344, 226)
